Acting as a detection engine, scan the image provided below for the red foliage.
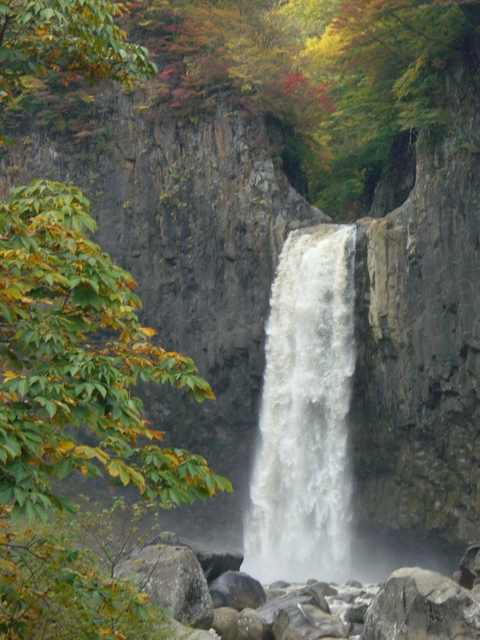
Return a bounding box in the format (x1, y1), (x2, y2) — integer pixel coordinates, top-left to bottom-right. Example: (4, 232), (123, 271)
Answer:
(280, 73), (309, 95)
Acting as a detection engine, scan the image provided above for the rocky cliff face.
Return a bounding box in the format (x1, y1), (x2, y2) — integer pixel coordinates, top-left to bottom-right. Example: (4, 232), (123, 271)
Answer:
(0, 91), (328, 544)
(352, 53), (480, 546)
(4, 52), (480, 552)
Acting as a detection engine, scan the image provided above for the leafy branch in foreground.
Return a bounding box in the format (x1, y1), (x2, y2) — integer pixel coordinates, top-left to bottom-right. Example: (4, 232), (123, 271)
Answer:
(0, 179), (232, 521)
(0, 507), (172, 639)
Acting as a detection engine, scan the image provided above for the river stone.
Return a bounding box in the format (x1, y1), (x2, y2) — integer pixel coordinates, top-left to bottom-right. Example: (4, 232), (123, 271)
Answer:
(257, 586), (330, 628)
(362, 566), (480, 639)
(345, 580), (363, 589)
(116, 544), (214, 629)
(306, 582), (338, 597)
(236, 607), (267, 639)
(213, 607), (239, 640)
(458, 545), (480, 589)
(171, 619), (217, 639)
(209, 571), (266, 611)
(272, 603), (349, 640)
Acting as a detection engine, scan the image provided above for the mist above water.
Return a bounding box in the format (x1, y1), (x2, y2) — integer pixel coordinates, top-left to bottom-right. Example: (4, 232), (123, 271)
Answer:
(243, 224), (357, 584)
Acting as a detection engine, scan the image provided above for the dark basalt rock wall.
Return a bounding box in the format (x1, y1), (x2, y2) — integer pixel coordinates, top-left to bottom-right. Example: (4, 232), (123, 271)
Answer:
(351, 52), (480, 544)
(3, 50), (480, 551)
(0, 93), (329, 545)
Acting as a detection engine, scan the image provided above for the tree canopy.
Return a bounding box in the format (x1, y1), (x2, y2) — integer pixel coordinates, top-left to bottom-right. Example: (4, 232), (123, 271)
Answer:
(112, 0), (479, 217)
(0, 0), (157, 104)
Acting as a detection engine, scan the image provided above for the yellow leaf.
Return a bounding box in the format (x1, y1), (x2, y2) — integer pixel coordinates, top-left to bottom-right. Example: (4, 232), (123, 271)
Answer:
(144, 429), (165, 442)
(56, 441), (75, 453)
(139, 326), (157, 338)
(79, 466), (88, 476)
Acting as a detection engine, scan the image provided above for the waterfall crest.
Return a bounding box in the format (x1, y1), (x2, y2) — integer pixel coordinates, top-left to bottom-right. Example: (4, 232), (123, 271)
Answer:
(243, 224), (356, 584)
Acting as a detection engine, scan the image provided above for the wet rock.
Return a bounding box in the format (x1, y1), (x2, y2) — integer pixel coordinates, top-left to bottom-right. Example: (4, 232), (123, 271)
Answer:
(362, 566), (480, 639)
(116, 544), (214, 629)
(458, 545), (480, 589)
(257, 586), (330, 628)
(182, 538), (244, 583)
(209, 571), (266, 611)
(213, 607), (239, 640)
(145, 533), (244, 583)
(272, 580), (291, 589)
(345, 603), (368, 624)
(236, 607), (267, 639)
(272, 603), (349, 639)
(307, 582), (338, 597)
(213, 606), (267, 640)
(349, 622), (364, 637)
(345, 581), (362, 589)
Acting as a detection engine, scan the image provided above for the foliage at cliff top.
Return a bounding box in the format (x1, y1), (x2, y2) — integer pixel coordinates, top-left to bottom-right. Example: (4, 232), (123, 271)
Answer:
(115, 0), (479, 217)
(0, 179), (231, 522)
(0, 0), (157, 106)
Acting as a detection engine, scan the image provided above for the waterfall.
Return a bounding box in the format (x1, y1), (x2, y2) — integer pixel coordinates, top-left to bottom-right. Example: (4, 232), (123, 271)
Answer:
(243, 224), (356, 584)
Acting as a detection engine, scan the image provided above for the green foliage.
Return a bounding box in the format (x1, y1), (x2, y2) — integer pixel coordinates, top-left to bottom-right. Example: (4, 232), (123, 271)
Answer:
(73, 496), (161, 578)
(0, 507), (172, 639)
(0, 0), (157, 102)
(0, 179), (231, 521)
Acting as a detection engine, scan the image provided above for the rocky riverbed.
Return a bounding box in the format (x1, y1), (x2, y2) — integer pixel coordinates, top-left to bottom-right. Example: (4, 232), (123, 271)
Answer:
(116, 533), (480, 639)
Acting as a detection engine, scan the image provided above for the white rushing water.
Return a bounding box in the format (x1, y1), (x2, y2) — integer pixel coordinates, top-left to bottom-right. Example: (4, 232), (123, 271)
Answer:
(243, 224), (356, 584)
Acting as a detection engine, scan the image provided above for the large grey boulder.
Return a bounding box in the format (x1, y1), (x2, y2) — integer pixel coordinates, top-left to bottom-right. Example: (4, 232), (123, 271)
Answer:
(272, 603), (349, 639)
(209, 571), (266, 611)
(183, 538), (244, 583)
(362, 566), (480, 639)
(116, 544), (214, 629)
(146, 532), (244, 583)
(257, 586), (330, 628)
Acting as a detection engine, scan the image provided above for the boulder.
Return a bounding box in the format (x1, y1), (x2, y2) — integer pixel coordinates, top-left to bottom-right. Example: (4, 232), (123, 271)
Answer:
(209, 571), (266, 611)
(212, 606), (267, 640)
(184, 539), (244, 583)
(257, 586), (330, 628)
(213, 607), (239, 640)
(145, 532), (244, 583)
(345, 603), (368, 624)
(272, 604), (349, 640)
(345, 580), (363, 589)
(458, 545), (480, 589)
(171, 619), (217, 640)
(306, 582), (338, 597)
(362, 566), (480, 639)
(236, 608), (267, 640)
(116, 544), (214, 629)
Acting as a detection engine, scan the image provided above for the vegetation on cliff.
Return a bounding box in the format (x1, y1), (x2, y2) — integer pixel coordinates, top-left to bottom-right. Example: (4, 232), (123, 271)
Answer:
(2, 1), (478, 217)
(117, 0), (480, 217)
